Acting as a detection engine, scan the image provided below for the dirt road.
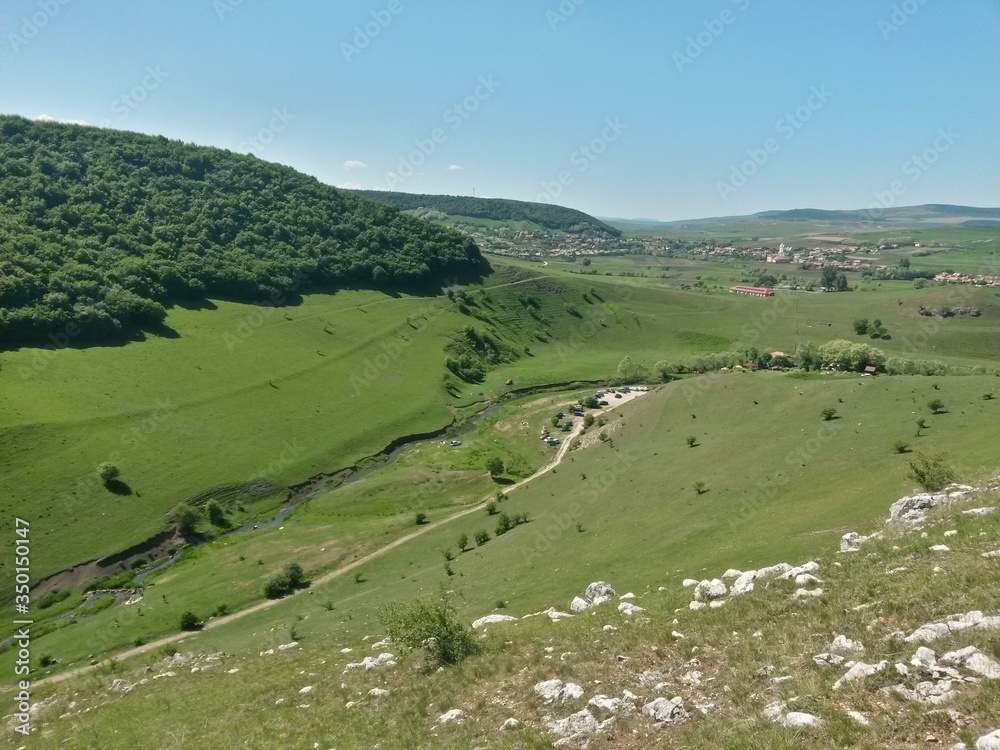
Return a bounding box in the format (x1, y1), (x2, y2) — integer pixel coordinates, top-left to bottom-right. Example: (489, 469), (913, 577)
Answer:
(37, 388), (648, 687)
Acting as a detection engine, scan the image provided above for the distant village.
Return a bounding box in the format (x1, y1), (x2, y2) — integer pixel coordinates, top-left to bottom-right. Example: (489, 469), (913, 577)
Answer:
(467, 226), (1000, 288)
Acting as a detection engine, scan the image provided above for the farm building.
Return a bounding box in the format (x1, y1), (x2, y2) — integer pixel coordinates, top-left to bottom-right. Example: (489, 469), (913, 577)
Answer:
(729, 285), (775, 297)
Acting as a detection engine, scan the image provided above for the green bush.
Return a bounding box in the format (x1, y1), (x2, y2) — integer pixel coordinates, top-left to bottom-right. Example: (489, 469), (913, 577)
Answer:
(35, 589), (71, 610)
(906, 453), (957, 492)
(474, 530), (490, 546)
(415, 512), (428, 525)
(96, 462), (120, 483)
(378, 591), (479, 667)
(263, 562), (307, 599)
(179, 610), (202, 631)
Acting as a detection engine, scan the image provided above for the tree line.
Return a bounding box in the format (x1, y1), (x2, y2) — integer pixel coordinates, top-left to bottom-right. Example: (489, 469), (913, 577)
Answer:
(0, 116), (487, 345)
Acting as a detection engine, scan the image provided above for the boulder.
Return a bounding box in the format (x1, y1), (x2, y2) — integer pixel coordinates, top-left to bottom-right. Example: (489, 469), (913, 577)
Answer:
(534, 679), (564, 703)
(779, 561), (820, 580)
(730, 570), (756, 596)
(911, 646), (937, 670)
(694, 579), (727, 601)
(547, 709), (599, 738)
(847, 711), (870, 725)
(569, 597), (590, 613)
(618, 602), (645, 616)
(813, 653), (845, 667)
(940, 646), (1000, 679)
(472, 614), (517, 629)
(688, 601), (706, 611)
(781, 711), (823, 728)
(889, 486), (972, 525)
(830, 634), (865, 654)
(585, 581), (617, 602)
(963, 507), (997, 517)
(905, 611), (1000, 643)
(833, 660), (888, 690)
(793, 588), (824, 598)
(642, 696), (688, 723)
(501, 717), (520, 730)
(756, 563), (792, 579)
(437, 709), (464, 724)
(929, 544), (951, 553)
(368, 688), (389, 697)
(682, 578), (699, 587)
(588, 694), (632, 716)
(977, 729), (1000, 750)
(721, 568), (743, 579)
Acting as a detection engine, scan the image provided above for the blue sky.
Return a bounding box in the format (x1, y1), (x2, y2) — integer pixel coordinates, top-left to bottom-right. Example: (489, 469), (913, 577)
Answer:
(2, 0), (998, 220)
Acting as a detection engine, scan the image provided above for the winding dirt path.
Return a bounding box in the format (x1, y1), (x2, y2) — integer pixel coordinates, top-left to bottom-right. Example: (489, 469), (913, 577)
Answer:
(36, 389), (647, 687)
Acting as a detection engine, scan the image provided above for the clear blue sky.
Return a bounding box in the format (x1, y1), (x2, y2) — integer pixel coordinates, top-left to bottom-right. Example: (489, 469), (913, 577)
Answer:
(3, 0), (998, 220)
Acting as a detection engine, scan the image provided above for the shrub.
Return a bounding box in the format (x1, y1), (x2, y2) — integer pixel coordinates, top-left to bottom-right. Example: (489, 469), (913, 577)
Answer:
(36, 590), (71, 610)
(378, 590), (479, 667)
(442, 548), (454, 562)
(984, 392), (995, 400)
(39, 654), (56, 667)
(264, 562), (307, 599)
(928, 398), (945, 414)
(415, 512), (428, 525)
(583, 414), (595, 428)
(96, 462), (120, 484)
(179, 610), (201, 631)
(820, 407), (837, 421)
(906, 453), (957, 492)
(495, 512), (513, 536)
(485, 501), (498, 516)
(893, 440), (910, 454)
(206, 500), (226, 526)
(444, 563), (454, 576)
(694, 481), (707, 495)
(686, 435), (697, 447)
(457, 532), (469, 552)
(214, 603), (229, 617)
(474, 529), (490, 546)
(169, 503), (200, 536)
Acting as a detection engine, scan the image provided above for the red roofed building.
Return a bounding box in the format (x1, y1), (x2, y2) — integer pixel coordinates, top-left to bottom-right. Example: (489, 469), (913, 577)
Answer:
(729, 285), (775, 297)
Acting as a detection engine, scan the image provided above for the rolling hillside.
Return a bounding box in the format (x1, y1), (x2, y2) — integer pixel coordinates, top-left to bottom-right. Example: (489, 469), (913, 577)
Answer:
(352, 190), (622, 237)
(0, 115), (485, 346)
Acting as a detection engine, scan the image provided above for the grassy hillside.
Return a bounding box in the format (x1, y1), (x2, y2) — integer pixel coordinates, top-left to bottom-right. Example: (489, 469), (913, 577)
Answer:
(0, 115), (484, 345)
(6, 372), (998, 684)
(4, 253), (1000, 584)
(8, 382), (1000, 748)
(352, 190), (621, 237)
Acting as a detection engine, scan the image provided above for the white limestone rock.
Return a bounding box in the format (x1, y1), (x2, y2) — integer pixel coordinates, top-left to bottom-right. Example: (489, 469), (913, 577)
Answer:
(547, 709), (599, 738)
(642, 696), (688, 723)
(472, 614), (517, 629)
(941, 646), (1000, 679)
(905, 611), (1000, 643)
(585, 581), (617, 602)
(833, 660), (888, 690)
(437, 709), (464, 724)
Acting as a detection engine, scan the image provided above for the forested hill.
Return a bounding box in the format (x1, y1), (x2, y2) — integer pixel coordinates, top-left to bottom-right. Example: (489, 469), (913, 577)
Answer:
(352, 190), (622, 237)
(0, 116), (485, 346)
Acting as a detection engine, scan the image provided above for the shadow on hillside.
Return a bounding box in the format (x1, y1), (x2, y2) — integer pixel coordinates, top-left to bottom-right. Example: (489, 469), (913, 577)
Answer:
(105, 480), (133, 496)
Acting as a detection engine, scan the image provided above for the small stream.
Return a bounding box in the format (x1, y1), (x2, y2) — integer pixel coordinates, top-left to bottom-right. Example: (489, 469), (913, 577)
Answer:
(3, 400), (509, 644)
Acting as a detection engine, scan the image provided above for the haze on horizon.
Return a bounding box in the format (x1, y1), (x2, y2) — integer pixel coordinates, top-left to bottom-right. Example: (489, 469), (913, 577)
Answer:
(3, 0), (998, 221)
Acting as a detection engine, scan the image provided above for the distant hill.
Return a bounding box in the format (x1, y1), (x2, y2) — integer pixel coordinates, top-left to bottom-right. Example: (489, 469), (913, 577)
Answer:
(0, 116), (485, 346)
(352, 190), (622, 237)
(606, 204), (1000, 232)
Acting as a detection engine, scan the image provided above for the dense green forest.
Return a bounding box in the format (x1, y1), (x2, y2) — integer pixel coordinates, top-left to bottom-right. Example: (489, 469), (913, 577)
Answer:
(352, 190), (622, 237)
(0, 116), (486, 346)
